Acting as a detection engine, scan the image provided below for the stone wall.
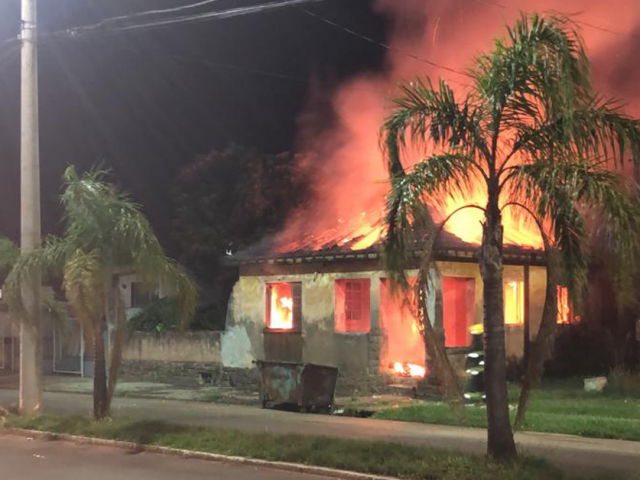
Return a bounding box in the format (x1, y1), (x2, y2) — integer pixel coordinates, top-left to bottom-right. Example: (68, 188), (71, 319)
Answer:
(120, 331), (227, 386)
(120, 359), (259, 388)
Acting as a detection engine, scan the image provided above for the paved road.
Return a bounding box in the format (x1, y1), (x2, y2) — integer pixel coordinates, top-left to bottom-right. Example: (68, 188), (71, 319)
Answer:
(0, 435), (335, 480)
(1, 389), (639, 477)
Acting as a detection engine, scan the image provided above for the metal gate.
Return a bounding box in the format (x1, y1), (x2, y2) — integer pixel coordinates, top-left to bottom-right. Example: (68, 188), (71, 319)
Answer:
(53, 315), (85, 376)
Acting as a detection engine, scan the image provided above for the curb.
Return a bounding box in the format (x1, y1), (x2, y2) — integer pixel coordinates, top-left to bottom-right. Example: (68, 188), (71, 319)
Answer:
(3, 428), (400, 480)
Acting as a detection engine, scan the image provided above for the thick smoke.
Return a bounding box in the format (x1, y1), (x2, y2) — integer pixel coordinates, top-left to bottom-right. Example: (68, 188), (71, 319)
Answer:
(276, 0), (640, 251)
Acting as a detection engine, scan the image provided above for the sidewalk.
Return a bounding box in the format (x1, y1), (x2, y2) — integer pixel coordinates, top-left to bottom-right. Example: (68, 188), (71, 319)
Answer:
(1, 388), (639, 477)
(0, 373), (261, 405)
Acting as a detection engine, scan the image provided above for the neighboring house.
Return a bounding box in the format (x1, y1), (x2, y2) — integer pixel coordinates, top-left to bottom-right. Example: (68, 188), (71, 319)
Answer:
(116, 273), (165, 319)
(51, 273), (167, 377)
(222, 224), (566, 391)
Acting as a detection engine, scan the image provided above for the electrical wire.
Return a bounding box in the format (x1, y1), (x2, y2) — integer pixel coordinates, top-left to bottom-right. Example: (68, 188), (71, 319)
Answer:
(83, 0), (227, 31)
(53, 0), (328, 39)
(295, 7), (469, 77)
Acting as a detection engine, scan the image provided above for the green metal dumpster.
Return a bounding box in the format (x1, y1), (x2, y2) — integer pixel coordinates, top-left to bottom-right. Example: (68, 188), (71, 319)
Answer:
(255, 360), (339, 414)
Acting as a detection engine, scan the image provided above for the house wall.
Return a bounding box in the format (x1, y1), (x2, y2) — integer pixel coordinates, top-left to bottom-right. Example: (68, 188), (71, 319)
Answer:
(437, 262), (546, 359)
(224, 261), (547, 391)
(223, 270), (386, 390)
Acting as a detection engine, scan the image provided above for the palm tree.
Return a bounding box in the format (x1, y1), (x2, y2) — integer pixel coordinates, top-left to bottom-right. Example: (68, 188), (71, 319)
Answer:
(381, 14), (640, 460)
(6, 166), (197, 419)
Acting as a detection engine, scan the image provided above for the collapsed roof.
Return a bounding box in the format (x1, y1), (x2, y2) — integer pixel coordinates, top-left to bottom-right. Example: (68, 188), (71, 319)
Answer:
(231, 215), (545, 267)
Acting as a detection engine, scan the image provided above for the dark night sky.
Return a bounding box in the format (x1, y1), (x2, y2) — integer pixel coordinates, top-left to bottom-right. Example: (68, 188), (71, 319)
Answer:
(0, 0), (387, 250)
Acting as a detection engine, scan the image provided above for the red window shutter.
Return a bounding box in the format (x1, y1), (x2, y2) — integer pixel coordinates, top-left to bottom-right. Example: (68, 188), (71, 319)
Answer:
(443, 277), (475, 348)
(335, 279), (370, 333)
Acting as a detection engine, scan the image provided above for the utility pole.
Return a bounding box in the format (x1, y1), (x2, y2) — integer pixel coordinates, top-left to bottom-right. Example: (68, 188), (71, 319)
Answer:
(19, 0), (42, 415)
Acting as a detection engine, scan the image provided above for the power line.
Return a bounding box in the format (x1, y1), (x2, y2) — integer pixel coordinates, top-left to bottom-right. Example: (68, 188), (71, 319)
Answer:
(84, 0), (226, 31)
(52, 0), (329, 39)
(295, 7), (469, 79)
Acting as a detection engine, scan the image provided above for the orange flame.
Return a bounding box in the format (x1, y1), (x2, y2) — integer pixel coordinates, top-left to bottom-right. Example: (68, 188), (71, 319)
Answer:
(557, 286), (571, 324)
(268, 283), (294, 330)
(393, 362), (426, 378)
(278, 0), (640, 257)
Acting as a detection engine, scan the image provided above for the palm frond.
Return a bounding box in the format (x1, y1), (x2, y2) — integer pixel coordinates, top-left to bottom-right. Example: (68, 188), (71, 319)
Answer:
(512, 99), (640, 169)
(383, 78), (490, 164)
(63, 249), (108, 345)
(60, 166), (199, 329)
(510, 160), (640, 297)
(383, 153), (477, 287)
(475, 14), (590, 128)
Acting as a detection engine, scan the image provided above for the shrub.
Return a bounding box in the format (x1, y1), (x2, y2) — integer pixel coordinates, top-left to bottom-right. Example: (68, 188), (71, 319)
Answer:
(128, 298), (178, 333)
(545, 322), (614, 378)
(129, 297), (225, 332)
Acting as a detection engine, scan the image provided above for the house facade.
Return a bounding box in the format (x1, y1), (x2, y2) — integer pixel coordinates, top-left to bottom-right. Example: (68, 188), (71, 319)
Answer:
(223, 234), (550, 391)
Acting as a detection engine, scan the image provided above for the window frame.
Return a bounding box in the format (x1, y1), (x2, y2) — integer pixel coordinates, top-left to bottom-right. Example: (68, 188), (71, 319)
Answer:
(335, 278), (371, 334)
(442, 276), (476, 348)
(130, 282), (159, 309)
(265, 281), (302, 333)
(504, 280), (525, 326)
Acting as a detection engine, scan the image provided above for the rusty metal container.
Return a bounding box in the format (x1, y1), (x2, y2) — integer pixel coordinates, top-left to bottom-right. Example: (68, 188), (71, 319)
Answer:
(255, 360), (338, 413)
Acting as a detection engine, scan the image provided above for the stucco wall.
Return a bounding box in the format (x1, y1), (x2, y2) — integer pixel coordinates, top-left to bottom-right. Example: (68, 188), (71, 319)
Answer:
(123, 331), (222, 363)
(223, 271), (386, 379)
(225, 261), (549, 386)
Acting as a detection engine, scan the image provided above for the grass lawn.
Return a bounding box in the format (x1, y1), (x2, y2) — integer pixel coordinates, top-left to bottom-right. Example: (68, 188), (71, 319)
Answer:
(1, 414), (611, 480)
(374, 379), (640, 442)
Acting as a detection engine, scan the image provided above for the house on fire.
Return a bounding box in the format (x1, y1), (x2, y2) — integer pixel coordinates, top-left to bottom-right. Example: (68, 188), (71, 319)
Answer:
(222, 219), (573, 390)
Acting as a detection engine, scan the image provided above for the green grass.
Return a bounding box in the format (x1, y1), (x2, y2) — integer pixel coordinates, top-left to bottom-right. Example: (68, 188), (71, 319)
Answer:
(1, 414), (587, 480)
(374, 379), (640, 442)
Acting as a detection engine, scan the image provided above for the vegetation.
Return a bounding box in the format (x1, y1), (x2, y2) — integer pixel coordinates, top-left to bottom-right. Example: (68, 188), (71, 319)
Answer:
(381, 13), (640, 459)
(375, 379), (640, 442)
(5, 166), (197, 419)
(0, 237), (18, 284)
(606, 368), (640, 398)
(4, 414), (588, 480)
(173, 145), (309, 322)
(129, 297), (224, 332)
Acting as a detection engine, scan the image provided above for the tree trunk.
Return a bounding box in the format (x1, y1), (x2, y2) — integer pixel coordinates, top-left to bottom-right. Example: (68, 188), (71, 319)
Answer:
(515, 253), (559, 427)
(107, 284), (127, 411)
(479, 215), (517, 460)
(93, 319), (109, 419)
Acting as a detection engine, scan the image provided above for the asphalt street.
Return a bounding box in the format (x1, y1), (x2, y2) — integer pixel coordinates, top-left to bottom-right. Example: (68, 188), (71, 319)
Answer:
(0, 435), (337, 480)
(1, 389), (639, 477)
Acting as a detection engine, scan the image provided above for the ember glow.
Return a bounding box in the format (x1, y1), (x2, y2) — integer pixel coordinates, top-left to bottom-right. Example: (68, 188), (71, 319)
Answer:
(380, 279), (427, 378)
(267, 283), (294, 330)
(557, 286), (571, 324)
(275, 0), (640, 256)
(393, 362), (426, 378)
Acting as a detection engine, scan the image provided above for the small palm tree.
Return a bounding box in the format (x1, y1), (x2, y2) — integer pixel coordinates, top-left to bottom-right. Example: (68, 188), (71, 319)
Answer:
(6, 166), (197, 419)
(382, 14), (640, 460)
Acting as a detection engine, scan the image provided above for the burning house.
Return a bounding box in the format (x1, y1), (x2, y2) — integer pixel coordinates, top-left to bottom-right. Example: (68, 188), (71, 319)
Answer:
(222, 216), (557, 391)
(220, 0), (605, 390)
